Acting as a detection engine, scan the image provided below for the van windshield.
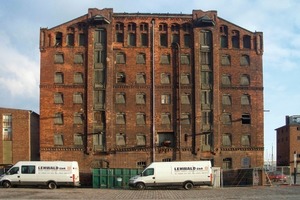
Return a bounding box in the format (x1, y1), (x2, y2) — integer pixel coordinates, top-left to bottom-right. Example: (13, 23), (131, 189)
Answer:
(7, 167), (19, 175)
(142, 168), (154, 176)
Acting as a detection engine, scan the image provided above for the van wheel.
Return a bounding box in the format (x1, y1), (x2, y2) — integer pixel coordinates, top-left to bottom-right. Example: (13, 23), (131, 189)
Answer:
(47, 181), (57, 189)
(184, 182), (193, 190)
(136, 182), (146, 190)
(2, 181), (12, 188)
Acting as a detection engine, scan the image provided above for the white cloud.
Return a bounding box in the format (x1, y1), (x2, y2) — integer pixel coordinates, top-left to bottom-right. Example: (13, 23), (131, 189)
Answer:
(0, 31), (39, 98)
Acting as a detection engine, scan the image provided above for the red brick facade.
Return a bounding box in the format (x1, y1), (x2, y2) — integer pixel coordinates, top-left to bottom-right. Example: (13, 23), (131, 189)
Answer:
(0, 108), (39, 164)
(39, 8), (264, 174)
(276, 116), (300, 172)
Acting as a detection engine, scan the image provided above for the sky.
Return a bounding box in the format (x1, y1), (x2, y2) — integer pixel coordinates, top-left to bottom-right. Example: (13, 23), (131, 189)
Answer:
(1, 0), (300, 162)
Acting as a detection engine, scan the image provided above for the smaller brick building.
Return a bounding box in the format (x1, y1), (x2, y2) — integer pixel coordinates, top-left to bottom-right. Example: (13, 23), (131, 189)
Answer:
(0, 107), (40, 164)
(276, 115), (300, 172)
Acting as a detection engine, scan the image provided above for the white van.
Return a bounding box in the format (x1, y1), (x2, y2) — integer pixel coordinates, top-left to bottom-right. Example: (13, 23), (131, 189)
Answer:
(129, 161), (212, 190)
(0, 161), (80, 189)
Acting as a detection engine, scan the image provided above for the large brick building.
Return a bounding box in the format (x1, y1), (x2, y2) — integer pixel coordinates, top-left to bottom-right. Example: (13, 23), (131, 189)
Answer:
(276, 115), (300, 172)
(39, 8), (264, 173)
(0, 108), (39, 164)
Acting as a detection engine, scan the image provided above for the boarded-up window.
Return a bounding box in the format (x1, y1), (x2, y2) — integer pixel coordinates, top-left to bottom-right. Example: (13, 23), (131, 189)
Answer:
(161, 113), (171, 124)
(136, 53), (146, 64)
(160, 54), (170, 64)
(241, 94), (250, 105)
(116, 53), (126, 64)
(181, 73), (190, 84)
(222, 134), (232, 146)
(94, 29), (106, 45)
(116, 93), (125, 104)
(181, 93), (191, 104)
(181, 54), (190, 65)
(221, 74), (231, 86)
(200, 30), (212, 47)
(201, 90), (212, 105)
(201, 52), (211, 65)
(94, 90), (105, 110)
(94, 51), (105, 68)
(240, 55), (250, 66)
(74, 112), (83, 124)
(54, 54), (64, 64)
(74, 133), (83, 146)
(136, 113), (146, 125)
(201, 72), (212, 85)
(181, 113), (190, 124)
(222, 113), (231, 125)
(54, 72), (64, 84)
(54, 93), (63, 104)
(54, 134), (63, 146)
(136, 134), (146, 146)
(222, 94), (232, 105)
(94, 69), (105, 88)
(54, 113), (63, 125)
(241, 135), (251, 146)
(116, 133), (126, 146)
(73, 92), (83, 104)
(93, 132), (105, 150)
(74, 72), (84, 84)
(74, 53), (84, 64)
(202, 111), (212, 125)
(161, 94), (171, 104)
(116, 113), (125, 124)
(136, 93), (146, 104)
(161, 73), (171, 84)
(221, 54), (231, 65)
(240, 74), (250, 86)
(136, 73), (146, 84)
(201, 133), (212, 151)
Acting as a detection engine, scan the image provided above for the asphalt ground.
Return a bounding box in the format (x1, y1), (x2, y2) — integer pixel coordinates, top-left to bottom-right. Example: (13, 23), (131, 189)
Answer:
(0, 185), (300, 200)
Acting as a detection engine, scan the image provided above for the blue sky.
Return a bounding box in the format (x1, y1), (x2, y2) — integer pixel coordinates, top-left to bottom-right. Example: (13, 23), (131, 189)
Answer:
(1, 0), (300, 162)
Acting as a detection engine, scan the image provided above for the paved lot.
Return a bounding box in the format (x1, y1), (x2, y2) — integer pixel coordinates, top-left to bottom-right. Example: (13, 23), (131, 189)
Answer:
(0, 186), (300, 199)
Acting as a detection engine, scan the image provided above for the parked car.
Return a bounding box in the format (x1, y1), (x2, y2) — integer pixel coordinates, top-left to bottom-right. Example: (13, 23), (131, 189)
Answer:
(0, 164), (12, 176)
(267, 171), (287, 182)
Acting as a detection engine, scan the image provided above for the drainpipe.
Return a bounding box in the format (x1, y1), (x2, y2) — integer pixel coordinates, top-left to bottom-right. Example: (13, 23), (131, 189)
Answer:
(172, 42), (181, 160)
(151, 19), (156, 162)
